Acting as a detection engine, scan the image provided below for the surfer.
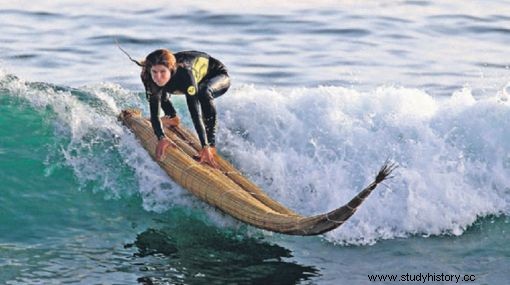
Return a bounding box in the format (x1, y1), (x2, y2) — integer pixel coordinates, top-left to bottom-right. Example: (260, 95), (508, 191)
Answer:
(138, 49), (230, 168)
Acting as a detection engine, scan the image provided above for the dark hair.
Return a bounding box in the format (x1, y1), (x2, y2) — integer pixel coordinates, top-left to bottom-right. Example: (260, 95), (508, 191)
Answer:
(143, 49), (176, 73)
(140, 49), (177, 88)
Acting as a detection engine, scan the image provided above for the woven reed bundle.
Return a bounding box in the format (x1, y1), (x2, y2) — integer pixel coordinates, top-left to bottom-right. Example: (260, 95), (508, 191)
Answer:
(119, 109), (396, 235)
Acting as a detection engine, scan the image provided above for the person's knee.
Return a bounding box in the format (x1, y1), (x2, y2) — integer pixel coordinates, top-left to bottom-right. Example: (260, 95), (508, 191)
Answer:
(204, 75), (231, 99)
(197, 87), (213, 100)
(216, 75), (231, 96)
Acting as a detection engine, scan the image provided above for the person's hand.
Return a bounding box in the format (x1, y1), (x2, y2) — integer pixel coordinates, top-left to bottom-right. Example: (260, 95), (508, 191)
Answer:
(161, 116), (180, 128)
(155, 137), (177, 161)
(199, 146), (219, 169)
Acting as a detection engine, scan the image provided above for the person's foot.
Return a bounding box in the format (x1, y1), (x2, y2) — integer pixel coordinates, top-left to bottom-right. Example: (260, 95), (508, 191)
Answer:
(161, 116), (180, 127)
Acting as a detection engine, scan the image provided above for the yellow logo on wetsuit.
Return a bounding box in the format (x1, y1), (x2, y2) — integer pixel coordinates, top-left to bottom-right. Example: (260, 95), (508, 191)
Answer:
(191, 57), (208, 84)
(187, 85), (196, 95)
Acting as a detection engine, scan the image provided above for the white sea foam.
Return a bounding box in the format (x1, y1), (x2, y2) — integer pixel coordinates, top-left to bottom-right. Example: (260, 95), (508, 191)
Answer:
(218, 84), (510, 244)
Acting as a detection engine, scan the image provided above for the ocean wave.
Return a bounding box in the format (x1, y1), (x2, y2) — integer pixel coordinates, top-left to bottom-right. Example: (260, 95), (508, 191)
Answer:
(2, 70), (509, 245)
(0, 71), (191, 212)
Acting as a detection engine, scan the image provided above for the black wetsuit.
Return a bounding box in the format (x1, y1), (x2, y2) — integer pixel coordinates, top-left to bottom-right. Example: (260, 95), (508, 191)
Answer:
(142, 51), (230, 147)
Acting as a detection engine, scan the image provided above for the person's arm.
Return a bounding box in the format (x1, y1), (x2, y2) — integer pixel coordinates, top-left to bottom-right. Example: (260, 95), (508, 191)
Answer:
(148, 90), (166, 140)
(142, 72), (176, 161)
(185, 67), (199, 97)
(160, 92), (177, 118)
(149, 91), (178, 160)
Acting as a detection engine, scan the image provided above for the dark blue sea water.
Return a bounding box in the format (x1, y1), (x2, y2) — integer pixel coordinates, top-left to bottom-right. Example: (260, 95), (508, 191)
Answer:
(1, 1), (509, 284)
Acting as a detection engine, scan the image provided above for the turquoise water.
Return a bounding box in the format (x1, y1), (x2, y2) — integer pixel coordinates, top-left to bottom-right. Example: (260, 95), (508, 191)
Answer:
(1, 1), (510, 284)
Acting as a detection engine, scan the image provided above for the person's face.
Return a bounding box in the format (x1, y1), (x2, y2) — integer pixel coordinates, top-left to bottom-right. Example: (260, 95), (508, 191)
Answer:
(151, 64), (171, 87)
